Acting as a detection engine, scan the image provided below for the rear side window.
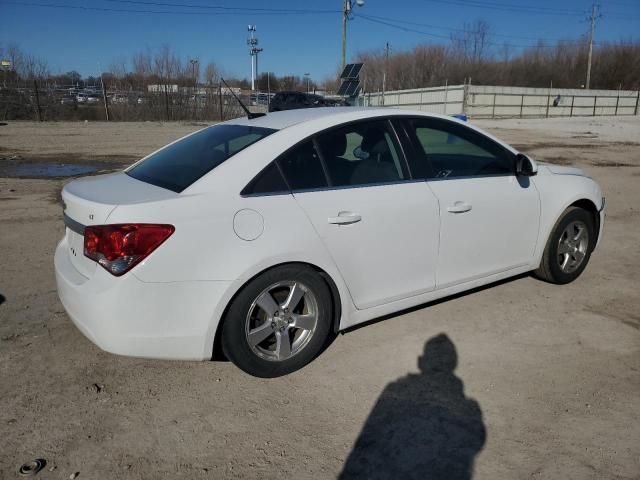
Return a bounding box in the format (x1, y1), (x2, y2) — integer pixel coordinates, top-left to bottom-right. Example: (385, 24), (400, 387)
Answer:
(315, 120), (408, 187)
(241, 163), (288, 195)
(127, 124), (276, 192)
(277, 141), (328, 191)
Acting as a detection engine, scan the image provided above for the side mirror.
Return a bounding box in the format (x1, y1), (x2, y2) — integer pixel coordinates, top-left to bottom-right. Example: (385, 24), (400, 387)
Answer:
(516, 153), (538, 176)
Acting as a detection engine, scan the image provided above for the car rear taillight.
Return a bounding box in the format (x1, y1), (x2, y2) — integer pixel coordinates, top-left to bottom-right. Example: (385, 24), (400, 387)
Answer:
(84, 224), (174, 276)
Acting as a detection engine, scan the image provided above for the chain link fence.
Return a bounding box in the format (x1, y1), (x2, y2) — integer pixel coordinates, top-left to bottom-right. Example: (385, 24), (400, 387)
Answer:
(0, 82), (259, 122)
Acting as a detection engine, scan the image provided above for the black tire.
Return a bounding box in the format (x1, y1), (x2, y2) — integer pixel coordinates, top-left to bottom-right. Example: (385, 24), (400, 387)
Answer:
(533, 206), (595, 284)
(221, 264), (333, 378)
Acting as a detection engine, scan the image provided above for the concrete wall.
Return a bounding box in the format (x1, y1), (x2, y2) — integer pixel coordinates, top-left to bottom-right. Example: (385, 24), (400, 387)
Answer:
(360, 85), (466, 115)
(358, 84), (640, 119)
(467, 85), (639, 118)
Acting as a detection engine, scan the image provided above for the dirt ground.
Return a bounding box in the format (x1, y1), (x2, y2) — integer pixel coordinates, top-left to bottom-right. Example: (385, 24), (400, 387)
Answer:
(1, 116), (639, 479)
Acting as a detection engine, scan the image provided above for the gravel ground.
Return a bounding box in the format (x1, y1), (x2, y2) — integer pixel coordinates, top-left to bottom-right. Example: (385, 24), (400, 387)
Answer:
(0, 116), (639, 479)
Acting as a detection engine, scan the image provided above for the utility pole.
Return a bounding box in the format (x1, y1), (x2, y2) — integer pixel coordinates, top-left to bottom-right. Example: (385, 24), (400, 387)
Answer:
(585, 3), (600, 90)
(341, 0), (365, 71)
(382, 42), (390, 106)
(247, 25), (263, 91)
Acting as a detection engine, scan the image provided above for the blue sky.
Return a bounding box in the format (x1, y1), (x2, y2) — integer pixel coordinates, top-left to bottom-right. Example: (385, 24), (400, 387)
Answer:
(2, 0), (639, 81)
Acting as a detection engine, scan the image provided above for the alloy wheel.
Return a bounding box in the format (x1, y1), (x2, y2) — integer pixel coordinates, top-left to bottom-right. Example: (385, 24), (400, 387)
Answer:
(557, 220), (589, 274)
(245, 281), (319, 361)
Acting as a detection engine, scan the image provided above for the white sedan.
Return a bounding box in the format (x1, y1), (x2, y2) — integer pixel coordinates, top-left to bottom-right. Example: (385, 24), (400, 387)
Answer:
(55, 108), (605, 377)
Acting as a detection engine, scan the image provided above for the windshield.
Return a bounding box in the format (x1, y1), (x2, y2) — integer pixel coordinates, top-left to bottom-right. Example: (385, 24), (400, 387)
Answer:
(127, 124), (276, 192)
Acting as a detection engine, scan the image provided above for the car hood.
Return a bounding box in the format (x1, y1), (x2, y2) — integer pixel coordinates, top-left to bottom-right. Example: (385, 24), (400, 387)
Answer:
(538, 163), (588, 178)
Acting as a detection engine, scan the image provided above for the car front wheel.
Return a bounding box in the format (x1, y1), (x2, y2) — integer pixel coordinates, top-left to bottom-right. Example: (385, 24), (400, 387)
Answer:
(221, 264), (333, 377)
(534, 206), (595, 284)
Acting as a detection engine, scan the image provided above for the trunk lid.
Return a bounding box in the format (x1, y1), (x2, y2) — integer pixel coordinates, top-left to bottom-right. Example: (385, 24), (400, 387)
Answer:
(61, 172), (178, 278)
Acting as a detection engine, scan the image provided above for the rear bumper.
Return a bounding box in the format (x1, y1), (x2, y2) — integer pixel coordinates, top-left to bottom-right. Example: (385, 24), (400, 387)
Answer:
(54, 237), (231, 360)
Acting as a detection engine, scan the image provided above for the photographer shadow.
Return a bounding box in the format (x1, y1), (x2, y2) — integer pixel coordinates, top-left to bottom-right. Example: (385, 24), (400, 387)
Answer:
(340, 334), (486, 480)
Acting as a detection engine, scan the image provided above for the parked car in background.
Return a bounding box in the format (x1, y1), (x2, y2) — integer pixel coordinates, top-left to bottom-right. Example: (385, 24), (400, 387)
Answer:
(109, 94), (128, 104)
(60, 95), (77, 105)
(55, 108), (605, 378)
(88, 93), (103, 104)
(268, 91), (340, 112)
(76, 93), (88, 104)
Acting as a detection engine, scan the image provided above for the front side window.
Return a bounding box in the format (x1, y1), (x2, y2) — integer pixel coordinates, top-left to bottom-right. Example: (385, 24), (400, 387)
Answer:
(315, 120), (407, 187)
(277, 141), (328, 191)
(402, 118), (513, 179)
(127, 124), (276, 192)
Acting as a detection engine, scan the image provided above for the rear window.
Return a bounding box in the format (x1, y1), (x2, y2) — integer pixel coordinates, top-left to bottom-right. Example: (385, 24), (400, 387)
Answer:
(127, 124), (276, 192)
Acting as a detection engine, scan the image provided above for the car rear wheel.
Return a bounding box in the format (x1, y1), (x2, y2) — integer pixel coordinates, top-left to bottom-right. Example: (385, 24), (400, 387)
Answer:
(534, 206), (595, 284)
(221, 264), (333, 377)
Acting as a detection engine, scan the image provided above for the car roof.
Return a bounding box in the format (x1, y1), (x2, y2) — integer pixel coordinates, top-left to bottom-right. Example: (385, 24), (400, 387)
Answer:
(224, 107), (456, 131)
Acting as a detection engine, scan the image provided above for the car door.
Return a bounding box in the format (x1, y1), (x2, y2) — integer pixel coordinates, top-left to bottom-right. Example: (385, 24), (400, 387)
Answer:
(398, 117), (540, 288)
(278, 119), (440, 310)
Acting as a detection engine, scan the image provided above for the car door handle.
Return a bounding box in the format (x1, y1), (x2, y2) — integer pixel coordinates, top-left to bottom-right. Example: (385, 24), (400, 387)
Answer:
(447, 202), (472, 214)
(328, 211), (362, 225)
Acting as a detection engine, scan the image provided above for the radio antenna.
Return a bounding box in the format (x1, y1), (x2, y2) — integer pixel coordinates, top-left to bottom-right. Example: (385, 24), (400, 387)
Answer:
(220, 78), (265, 120)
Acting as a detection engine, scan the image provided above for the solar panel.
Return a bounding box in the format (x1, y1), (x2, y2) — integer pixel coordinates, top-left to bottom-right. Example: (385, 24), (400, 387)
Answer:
(338, 63), (363, 96)
(345, 81), (361, 97)
(337, 80), (360, 97)
(349, 63), (363, 78)
(340, 64), (354, 79)
(337, 80), (351, 96)
(340, 63), (364, 79)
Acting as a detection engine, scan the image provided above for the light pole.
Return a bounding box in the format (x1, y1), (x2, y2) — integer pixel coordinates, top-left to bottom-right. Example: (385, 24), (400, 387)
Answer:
(190, 59), (199, 88)
(304, 73), (310, 93)
(247, 25), (263, 91)
(190, 59), (199, 118)
(342, 0), (365, 71)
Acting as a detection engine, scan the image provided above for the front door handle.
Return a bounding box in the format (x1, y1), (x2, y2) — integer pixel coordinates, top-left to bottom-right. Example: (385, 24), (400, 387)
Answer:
(447, 202), (472, 214)
(328, 211), (362, 225)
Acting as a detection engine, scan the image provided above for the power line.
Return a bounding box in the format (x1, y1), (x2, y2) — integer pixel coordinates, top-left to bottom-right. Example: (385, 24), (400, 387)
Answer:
(354, 13), (590, 49)
(4, 1), (340, 16)
(104, 0), (340, 14)
(359, 12), (577, 42)
(420, 0), (640, 21)
(419, 0), (586, 16)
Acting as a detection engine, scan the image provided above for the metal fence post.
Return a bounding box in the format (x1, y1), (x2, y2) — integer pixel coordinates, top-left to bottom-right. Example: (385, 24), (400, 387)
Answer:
(519, 94), (524, 118)
(592, 96), (597, 116)
(545, 81), (552, 118)
(635, 91), (639, 115)
(462, 84), (469, 116)
(492, 93), (496, 118)
(570, 95), (575, 117)
(443, 80), (448, 115)
(615, 92), (620, 116)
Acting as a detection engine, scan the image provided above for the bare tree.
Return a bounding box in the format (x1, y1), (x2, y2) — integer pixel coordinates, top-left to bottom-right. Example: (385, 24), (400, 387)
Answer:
(450, 19), (492, 63)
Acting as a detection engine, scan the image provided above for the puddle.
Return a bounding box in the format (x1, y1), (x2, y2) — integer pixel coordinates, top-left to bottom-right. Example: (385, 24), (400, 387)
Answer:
(0, 162), (99, 178)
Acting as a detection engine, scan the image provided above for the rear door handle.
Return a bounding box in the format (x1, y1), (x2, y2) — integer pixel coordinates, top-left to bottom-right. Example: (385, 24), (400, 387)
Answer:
(447, 202), (472, 214)
(328, 211), (362, 225)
